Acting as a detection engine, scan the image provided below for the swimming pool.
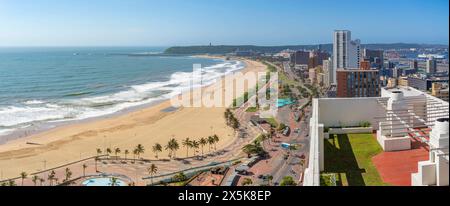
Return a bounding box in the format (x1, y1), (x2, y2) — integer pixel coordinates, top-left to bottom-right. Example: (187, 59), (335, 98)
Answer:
(82, 177), (127, 186)
(277, 98), (295, 108)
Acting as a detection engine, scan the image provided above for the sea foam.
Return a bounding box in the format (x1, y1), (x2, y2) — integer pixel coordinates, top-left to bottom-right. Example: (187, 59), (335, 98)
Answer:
(0, 59), (245, 136)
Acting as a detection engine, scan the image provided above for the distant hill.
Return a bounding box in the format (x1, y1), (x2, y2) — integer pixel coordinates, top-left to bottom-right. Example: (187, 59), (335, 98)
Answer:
(164, 43), (448, 55)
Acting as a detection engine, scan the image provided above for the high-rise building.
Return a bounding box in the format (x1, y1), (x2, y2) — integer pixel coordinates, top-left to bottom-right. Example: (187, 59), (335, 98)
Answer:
(309, 68), (317, 83)
(316, 51), (331, 65)
(392, 67), (401, 78)
(363, 49), (384, 69)
(398, 76), (409, 87)
(386, 61), (395, 69)
(322, 58), (333, 87)
(308, 55), (319, 69)
(308, 50), (330, 69)
(410, 59), (419, 70)
(336, 69), (380, 97)
(408, 76), (449, 91)
(387, 77), (398, 88)
(360, 60), (371, 70)
(426, 56), (437, 74)
(290, 50), (310, 66)
(317, 73), (325, 87)
(333, 30), (361, 84)
(431, 82), (449, 102)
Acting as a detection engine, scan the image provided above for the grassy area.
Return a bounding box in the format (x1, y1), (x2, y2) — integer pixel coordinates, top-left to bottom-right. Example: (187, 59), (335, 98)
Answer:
(278, 70), (298, 87)
(321, 133), (388, 186)
(264, 117), (279, 128)
(245, 107), (258, 112)
(263, 62), (277, 72)
(320, 173), (340, 186)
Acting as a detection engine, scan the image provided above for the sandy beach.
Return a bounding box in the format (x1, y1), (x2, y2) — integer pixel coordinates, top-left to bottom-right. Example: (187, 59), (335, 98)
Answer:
(0, 58), (266, 179)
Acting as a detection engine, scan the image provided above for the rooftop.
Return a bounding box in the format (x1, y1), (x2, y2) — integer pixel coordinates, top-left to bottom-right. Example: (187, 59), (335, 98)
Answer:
(303, 86), (449, 186)
(372, 129), (430, 186)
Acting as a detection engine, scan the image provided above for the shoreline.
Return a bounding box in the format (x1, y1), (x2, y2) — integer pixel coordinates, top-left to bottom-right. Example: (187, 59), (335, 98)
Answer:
(0, 55), (237, 146)
(0, 57), (267, 179)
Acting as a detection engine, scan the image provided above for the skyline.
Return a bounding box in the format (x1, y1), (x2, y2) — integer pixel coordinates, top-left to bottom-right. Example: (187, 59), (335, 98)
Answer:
(0, 0), (449, 47)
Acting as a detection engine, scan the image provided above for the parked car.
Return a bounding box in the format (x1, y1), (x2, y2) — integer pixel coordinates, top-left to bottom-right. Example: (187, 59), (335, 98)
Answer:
(282, 126), (290, 136)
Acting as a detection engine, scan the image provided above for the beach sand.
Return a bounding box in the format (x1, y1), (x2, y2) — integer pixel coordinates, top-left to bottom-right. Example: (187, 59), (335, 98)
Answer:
(0, 59), (266, 179)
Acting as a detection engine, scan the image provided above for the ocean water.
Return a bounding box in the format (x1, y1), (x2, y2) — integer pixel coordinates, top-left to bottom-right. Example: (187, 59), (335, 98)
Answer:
(0, 47), (244, 138)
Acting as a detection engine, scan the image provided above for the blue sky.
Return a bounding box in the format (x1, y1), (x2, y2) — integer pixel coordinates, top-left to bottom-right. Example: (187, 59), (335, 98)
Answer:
(0, 0), (448, 46)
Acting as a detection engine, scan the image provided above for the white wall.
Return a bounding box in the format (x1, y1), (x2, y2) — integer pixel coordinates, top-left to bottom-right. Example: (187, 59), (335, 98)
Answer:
(303, 99), (322, 186)
(317, 97), (386, 130)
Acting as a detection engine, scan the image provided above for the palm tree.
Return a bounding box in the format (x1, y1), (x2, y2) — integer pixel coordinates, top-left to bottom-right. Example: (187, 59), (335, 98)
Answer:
(260, 134), (268, 146)
(20, 172), (27, 186)
(96, 148), (102, 156)
(213, 134), (219, 150)
(207, 136), (215, 152)
(114, 148), (121, 160)
(269, 127), (275, 144)
(199, 138), (207, 156)
(39, 178), (45, 186)
(191, 140), (199, 156)
(95, 148), (102, 172)
(64, 168), (72, 183)
(147, 164), (158, 185)
(124, 149), (129, 160)
(8, 180), (16, 186)
(32, 175), (39, 186)
(133, 149), (139, 161)
(242, 143), (263, 158)
(106, 148), (112, 157)
(165, 138), (179, 159)
(135, 144), (145, 159)
(152, 143), (162, 159)
(170, 139), (179, 158)
(182, 138), (192, 157)
(110, 177), (118, 186)
(165, 141), (173, 159)
(267, 175), (273, 186)
(82, 164), (87, 177)
(48, 170), (56, 186)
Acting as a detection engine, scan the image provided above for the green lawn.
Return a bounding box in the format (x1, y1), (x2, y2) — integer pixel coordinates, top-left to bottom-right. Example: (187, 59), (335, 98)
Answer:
(264, 117), (279, 128)
(279, 71), (298, 87)
(245, 107), (258, 112)
(321, 133), (388, 186)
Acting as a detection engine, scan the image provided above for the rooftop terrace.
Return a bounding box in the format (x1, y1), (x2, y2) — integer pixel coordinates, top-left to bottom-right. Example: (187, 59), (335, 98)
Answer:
(320, 133), (388, 186)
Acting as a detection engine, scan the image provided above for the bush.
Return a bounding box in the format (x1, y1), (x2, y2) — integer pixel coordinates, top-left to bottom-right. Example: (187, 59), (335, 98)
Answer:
(232, 160), (242, 166)
(280, 176), (297, 186)
(359, 121), (371, 128)
(172, 172), (187, 182)
(277, 123), (287, 131)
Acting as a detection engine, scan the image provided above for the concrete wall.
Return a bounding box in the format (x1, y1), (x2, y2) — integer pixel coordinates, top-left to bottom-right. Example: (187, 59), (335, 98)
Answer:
(317, 97), (386, 130)
(328, 127), (373, 134)
(303, 99), (322, 186)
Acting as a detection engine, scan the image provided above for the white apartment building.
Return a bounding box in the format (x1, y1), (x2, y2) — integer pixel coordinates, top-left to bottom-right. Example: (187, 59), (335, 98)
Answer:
(322, 58), (333, 88)
(332, 30), (362, 84)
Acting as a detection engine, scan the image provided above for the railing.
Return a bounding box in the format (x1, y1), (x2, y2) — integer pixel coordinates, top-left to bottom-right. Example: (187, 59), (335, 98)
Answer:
(0, 155), (108, 184)
(142, 158), (242, 182)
